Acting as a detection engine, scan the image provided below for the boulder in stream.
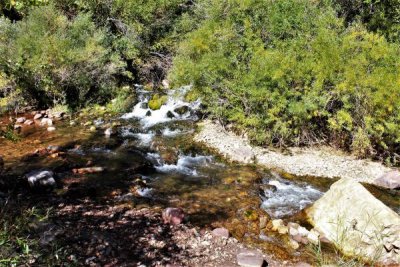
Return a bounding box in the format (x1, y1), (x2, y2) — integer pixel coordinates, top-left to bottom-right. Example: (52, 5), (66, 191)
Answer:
(25, 170), (56, 187)
(374, 170), (400, 190)
(307, 178), (400, 265)
(174, 105), (190, 115)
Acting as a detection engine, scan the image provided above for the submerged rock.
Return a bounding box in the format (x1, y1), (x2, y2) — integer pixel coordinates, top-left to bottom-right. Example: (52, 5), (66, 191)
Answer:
(73, 167), (104, 174)
(174, 105), (190, 115)
(24, 119), (34, 125)
(25, 170), (56, 187)
(162, 207), (185, 225)
(374, 171), (400, 190)
(307, 178), (400, 265)
(47, 126), (56, 132)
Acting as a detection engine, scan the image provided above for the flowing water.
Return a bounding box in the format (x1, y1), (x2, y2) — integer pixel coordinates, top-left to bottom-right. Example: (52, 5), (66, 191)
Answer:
(1, 86), (399, 262)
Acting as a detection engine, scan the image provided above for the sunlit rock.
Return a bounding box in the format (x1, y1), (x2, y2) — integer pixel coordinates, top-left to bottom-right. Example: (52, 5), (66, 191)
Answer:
(374, 170), (400, 189)
(307, 178), (400, 265)
(25, 170), (56, 187)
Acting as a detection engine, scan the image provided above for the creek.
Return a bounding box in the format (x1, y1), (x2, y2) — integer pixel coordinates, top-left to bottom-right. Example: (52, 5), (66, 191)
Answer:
(1, 86), (399, 263)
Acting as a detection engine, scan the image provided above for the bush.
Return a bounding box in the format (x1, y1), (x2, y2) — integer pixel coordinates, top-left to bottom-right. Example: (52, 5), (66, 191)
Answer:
(170, 0), (400, 159)
(0, 4), (124, 109)
(334, 0), (400, 42)
(52, 0), (194, 86)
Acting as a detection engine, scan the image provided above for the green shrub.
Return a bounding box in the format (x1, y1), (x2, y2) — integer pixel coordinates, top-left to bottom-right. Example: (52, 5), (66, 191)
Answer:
(334, 0), (400, 42)
(106, 85), (136, 113)
(170, 0), (400, 158)
(52, 0), (194, 86)
(0, 4), (124, 109)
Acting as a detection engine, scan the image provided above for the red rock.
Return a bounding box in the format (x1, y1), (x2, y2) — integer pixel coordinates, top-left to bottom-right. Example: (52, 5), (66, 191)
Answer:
(212, 227), (230, 238)
(73, 167), (105, 174)
(162, 207), (184, 225)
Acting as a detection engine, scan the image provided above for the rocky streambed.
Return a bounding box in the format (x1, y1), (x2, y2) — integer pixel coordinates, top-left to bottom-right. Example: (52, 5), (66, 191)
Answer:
(0, 86), (399, 266)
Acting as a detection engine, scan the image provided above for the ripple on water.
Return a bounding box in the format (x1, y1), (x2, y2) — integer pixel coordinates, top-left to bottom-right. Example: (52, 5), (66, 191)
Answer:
(151, 154), (213, 176)
(260, 178), (323, 218)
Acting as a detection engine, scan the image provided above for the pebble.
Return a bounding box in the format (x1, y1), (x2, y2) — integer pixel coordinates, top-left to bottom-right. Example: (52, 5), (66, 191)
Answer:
(16, 117), (26, 123)
(288, 239), (300, 250)
(47, 127), (56, 132)
(212, 227), (230, 238)
(41, 118), (53, 126)
(33, 113), (43, 120)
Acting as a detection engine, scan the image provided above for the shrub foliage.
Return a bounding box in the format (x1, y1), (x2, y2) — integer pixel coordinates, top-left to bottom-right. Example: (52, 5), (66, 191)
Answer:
(170, 0), (400, 159)
(0, 5), (124, 108)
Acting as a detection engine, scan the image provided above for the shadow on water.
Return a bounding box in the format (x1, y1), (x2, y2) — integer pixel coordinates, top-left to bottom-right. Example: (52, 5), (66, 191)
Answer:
(0, 122), (191, 265)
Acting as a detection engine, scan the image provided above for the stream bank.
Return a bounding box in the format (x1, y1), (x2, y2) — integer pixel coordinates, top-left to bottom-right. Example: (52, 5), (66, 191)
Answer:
(195, 120), (397, 186)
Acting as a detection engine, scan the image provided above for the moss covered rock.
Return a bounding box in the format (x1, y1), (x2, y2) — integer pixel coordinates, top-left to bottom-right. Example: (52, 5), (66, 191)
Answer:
(148, 94), (168, 110)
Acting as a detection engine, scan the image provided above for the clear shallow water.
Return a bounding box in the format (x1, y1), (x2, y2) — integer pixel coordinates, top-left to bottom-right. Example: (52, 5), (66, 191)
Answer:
(260, 177), (323, 218)
(120, 87), (328, 218)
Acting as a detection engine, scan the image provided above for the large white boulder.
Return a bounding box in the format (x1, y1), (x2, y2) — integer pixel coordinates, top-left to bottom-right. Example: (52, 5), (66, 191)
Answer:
(307, 178), (400, 265)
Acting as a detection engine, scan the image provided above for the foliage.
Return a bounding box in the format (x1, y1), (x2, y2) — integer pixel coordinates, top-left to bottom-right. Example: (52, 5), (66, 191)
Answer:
(0, 4), (124, 109)
(106, 85), (136, 114)
(0, 205), (67, 265)
(0, 123), (20, 142)
(52, 0), (194, 86)
(0, 0), (48, 20)
(170, 0), (400, 159)
(334, 0), (400, 42)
